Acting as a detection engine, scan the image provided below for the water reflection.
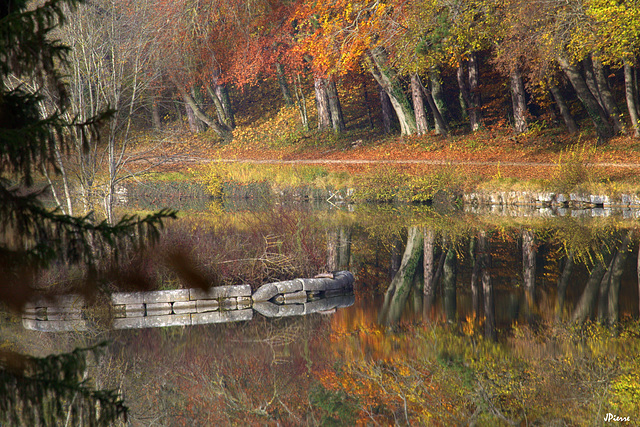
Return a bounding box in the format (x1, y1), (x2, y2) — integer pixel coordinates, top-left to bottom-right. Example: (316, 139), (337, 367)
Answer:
(7, 201), (640, 424)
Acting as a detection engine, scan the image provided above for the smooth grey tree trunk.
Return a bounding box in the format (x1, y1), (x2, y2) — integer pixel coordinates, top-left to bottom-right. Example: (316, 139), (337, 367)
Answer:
(468, 52), (482, 131)
(418, 77), (448, 136)
(522, 230), (536, 311)
(368, 47), (417, 135)
(607, 231), (634, 325)
(593, 57), (623, 133)
(182, 92), (206, 133)
(382, 227), (424, 324)
(423, 228), (436, 312)
(557, 55), (615, 143)
(411, 74), (429, 135)
(549, 85), (579, 134)
(326, 78), (346, 133)
(509, 67), (528, 134)
(582, 56), (604, 109)
(457, 62), (470, 122)
(442, 247), (457, 323)
(469, 236), (480, 318)
(175, 81), (231, 139)
(214, 84), (235, 129)
(479, 231), (495, 341)
(624, 60), (640, 137)
(314, 77), (332, 131)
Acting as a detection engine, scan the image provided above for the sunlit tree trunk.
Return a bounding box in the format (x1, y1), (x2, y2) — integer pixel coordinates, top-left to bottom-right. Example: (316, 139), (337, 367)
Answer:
(457, 62), (470, 122)
(418, 76), (448, 136)
(468, 52), (482, 131)
(509, 67), (528, 134)
(624, 60), (640, 137)
(293, 74), (309, 130)
(442, 246), (457, 323)
(368, 47), (417, 135)
(549, 84), (578, 134)
(182, 92), (206, 133)
(479, 231), (495, 341)
(382, 227), (424, 324)
(411, 73), (429, 135)
(423, 228), (436, 313)
(557, 55), (615, 144)
(314, 76), (332, 131)
(522, 230), (536, 312)
(326, 78), (345, 133)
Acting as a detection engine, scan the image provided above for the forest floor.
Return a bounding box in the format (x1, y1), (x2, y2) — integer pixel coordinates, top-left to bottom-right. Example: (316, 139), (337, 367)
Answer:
(139, 126), (640, 192)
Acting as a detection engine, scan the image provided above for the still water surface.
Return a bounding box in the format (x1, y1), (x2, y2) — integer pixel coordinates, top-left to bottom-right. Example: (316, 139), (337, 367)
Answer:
(13, 197), (640, 425)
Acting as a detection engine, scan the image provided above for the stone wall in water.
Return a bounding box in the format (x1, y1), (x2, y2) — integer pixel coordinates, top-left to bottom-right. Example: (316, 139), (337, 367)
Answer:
(23, 271), (355, 332)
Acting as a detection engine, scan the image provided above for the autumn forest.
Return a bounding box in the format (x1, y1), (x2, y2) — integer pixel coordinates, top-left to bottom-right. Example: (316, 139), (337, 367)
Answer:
(52, 0), (640, 148)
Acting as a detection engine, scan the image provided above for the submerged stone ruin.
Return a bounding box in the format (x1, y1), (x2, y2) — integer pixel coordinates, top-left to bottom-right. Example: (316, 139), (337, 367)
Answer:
(23, 271), (355, 332)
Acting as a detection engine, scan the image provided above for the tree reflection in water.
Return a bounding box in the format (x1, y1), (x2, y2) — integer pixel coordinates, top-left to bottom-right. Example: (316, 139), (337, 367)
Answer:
(6, 206), (640, 425)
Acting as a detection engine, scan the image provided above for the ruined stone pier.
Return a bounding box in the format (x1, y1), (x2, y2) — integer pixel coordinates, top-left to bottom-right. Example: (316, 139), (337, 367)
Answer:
(23, 271), (355, 332)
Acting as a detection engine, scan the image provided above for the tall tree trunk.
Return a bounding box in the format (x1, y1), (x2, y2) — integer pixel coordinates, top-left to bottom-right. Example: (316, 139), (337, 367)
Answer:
(175, 81), (231, 139)
(468, 52), (482, 131)
(509, 67), (529, 134)
(314, 76), (332, 131)
(411, 74), (429, 135)
(608, 231), (634, 325)
(337, 227), (352, 270)
(183, 92), (206, 133)
(442, 246), (457, 323)
(479, 231), (495, 341)
(214, 84), (235, 129)
(593, 57), (623, 133)
(276, 62), (294, 106)
(151, 96), (162, 130)
(382, 227), (424, 324)
(457, 62), (470, 121)
(326, 78), (346, 133)
(557, 55), (615, 144)
(430, 67), (448, 123)
(380, 85), (394, 134)
(418, 77), (448, 136)
(572, 244), (616, 323)
(362, 80), (375, 129)
(522, 230), (536, 311)
(582, 56), (604, 109)
(293, 74), (309, 130)
(469, 236), (480, 319)
(555, 251), (574, 321)
(624, 59), (640, 137)
(549, 84), (579, 134)
(423, 228), (436, 313)
(367, 47), (417, 135)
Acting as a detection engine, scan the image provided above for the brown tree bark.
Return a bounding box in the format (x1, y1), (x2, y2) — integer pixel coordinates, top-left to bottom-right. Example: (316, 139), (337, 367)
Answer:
(430, 67), (448, 124)
(411, 73), (429, 135)
(509, 67), (528, 134)
(314, 76), (332, 131)
(522, 230), (536, 312)
(174, 80), (231, 139)
(457, 62), (471, 121)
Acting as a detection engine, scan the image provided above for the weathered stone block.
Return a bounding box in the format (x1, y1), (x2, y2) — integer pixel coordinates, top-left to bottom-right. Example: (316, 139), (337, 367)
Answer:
(146, 302), (172, 316)
(172, 301), (196, 314)
(112, 292), (145, 305)
(237, 296), (252, 309)
(252, 283), (278, 301)
(252, 301), (281, 317)
(220, 297), (238, 310)
(283, 290), (307, 303)
(191, 309), (252, 325)
(143, 289), (190, 303)
(189, 284), (251, 300)
(196, 300), (219, 313)
(124, 303), (145, 317)
(274, 280), (303, 294)
(22, 319), (89, 332)
(47, 312), (83, 321)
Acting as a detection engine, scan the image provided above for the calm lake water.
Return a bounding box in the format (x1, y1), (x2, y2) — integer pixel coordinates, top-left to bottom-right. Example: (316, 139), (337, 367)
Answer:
(8, 193), (640, 425)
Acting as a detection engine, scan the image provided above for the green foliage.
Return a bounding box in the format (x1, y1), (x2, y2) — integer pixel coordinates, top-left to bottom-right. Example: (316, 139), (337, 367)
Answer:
(0, 342), (127, 426)
(309, 385), (358, 426)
